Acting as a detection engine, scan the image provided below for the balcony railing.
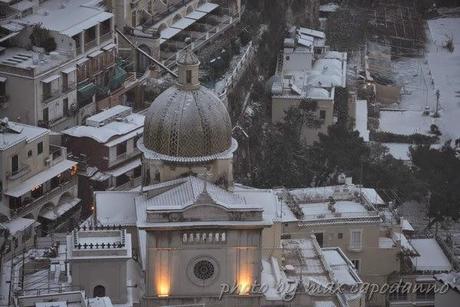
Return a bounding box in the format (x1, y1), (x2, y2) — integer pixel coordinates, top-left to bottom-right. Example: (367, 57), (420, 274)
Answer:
(10, 177), (77, 218)
(100, 31), (113, 43)
(107, 148), (141, 168)
(42, 89), (61, 103)
(0, 95), (9, 104)
(84, 39), (97, 52)
(6, 165), (31, 181)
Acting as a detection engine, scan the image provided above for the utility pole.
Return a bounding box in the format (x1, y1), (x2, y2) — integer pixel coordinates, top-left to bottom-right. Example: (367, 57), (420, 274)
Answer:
(8, 238), (15, 306)
(434, 89), (440, 117)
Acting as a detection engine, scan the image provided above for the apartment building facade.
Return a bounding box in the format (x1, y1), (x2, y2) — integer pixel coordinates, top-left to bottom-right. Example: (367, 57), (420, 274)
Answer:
(271, 27), (347, 145)
(0, 0), (138, 131)
(0, 119), (80, 253)
(62, 105), (143, 216)
(108, 0), (240, 73)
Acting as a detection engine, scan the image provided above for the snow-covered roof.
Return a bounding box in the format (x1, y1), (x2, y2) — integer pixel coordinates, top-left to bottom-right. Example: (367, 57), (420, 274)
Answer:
(105, 159), (141, 177)
(4, 159), (77, 197)
(287, 184), (384, 206)
(410, 238), (452, 272)
(435, 272), (460, 292)
(139, 176), (255, 211)
(234, 185), (297, 223)
(299, 201), (376, 222)
(95, 191), (138, 226)
(40, 198), (81, 220)
(392, 232), (417, 255)
(401, 218), (415, 233)
(0, 120), (48, 150)
(17, 0), (112, 36)
(383, 143), (412, 161)
(320, 3), (340, 13)
(354, 99), (369, 142)
(62, 112), (144, 144)
(322, 248), (361, 286)
(1, 217), (36, 235)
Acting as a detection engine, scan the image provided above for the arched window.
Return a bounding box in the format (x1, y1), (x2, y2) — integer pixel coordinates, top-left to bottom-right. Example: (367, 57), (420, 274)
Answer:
(93, 285), (106, 297)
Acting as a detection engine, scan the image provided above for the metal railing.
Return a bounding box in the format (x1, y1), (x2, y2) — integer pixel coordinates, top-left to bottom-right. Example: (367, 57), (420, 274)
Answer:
(163, 15), (239, 69)
(6, 165), (31, 180)
(10, 177), (77, 218)
(107, 148), (141, 168)
(84, 39), (97, 52)
(99, 31), (113, 44)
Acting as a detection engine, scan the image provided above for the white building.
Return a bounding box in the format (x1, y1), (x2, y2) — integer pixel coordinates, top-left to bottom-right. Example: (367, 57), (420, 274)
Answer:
(271, 27), (347, 145)
(0, 0), (136, 131)
(0, 119), (79, 254)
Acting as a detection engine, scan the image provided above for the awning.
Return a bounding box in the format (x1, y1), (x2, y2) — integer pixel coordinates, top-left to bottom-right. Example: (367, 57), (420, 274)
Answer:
(4, 160), (77, 198)
(102, 43), (116, 51)
(62, 66), (76, 74)
(106, 159), (141, 177)
(42, 74), (60, 83)
(186, 10), (207, 20)
(88, 50), (103, 58)
(39, 198), (81, 221)
(170, 17), (196, 30)
(77, 82), (97, 100)
(76, 57), (89, 66)
(61, 12), (112, 37)
(196, 2), (219, 13)
(3, 218), (37, 235)
(160, 27), (181, 40)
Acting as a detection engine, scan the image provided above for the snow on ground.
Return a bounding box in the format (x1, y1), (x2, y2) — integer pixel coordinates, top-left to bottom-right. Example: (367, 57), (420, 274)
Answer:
(379, 16), (460, 141)
(426, 17), (460, 141)
(379, 110), (434, 135)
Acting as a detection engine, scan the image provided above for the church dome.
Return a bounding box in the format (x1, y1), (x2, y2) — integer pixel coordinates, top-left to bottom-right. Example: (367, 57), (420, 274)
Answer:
(141, 46), (236, 161)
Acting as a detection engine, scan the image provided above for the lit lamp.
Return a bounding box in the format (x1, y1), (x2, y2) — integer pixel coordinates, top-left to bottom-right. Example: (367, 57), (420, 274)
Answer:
(157, 278), (170, 297)
(238, 271), (251, 295)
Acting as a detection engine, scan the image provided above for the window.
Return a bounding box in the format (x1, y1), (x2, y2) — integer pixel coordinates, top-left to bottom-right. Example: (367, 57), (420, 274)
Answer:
(314, 232), (324, 247)
(338, 232), (343, 239)
(27, 150), (32, 158)
(42, 109), (49, 125)
(42, 82), (51, 100)
(11, 154), (18, 174)
(116, 142), (127, 156)
(319, 110), (326, 120)
(63, 98), (69, 116)
(186, 70), (192, 83)
(351, 259), (360, 271)
(93, 285), (106, 297)
(350, 230), (362, 250)
(0, 77), (6, 98)
(37, 142), (43, 155)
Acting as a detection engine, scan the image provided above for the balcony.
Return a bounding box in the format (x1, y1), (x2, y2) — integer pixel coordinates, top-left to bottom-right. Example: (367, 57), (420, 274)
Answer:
(42, 89), (61, 104)
(0, 95), (9, 104)
(6, 165), (31, 181)
(107, 148), (141, 168)
(10, 177), (77, 218)
(84, 39), (98, 52)
(63, 81), (77, 93)
(100, 31), (113, 44)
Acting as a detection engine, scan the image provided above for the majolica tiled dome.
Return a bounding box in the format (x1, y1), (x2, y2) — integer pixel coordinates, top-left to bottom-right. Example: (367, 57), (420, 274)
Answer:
(142, 48), (234, 159)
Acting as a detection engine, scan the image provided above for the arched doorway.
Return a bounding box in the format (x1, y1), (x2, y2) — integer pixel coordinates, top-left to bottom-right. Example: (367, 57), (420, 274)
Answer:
(137, 44), (152, 73)
(93, 285), (106, 297)
(37, 202), (55, 236)
(186, 6), (194, 15)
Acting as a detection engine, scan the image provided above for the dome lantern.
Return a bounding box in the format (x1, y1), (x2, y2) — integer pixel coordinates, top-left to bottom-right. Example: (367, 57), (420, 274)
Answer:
(176, 39), (200, 90)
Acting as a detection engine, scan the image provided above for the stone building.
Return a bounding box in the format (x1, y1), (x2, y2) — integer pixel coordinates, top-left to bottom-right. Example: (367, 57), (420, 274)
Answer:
(62, 105), (144, 216)
(0, 119), (80, 253)
(107, 0), (241, 73)
(0, 0), (139, 131)
(271, 27), (347, 145)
